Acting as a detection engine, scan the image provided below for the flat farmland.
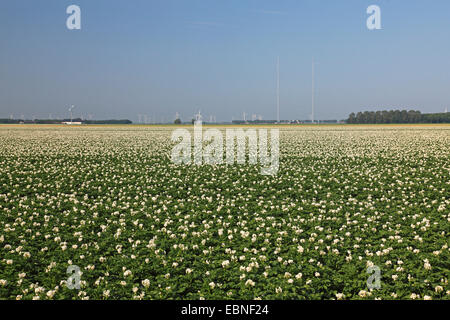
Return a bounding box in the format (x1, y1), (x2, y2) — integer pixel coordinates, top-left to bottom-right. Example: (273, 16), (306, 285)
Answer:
(0, 125), (448, 300)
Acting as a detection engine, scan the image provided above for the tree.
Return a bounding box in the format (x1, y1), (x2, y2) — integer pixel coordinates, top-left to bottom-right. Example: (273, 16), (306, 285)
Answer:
(345, 109), (443, 124)
(348, 113), (356, 124)
(174, 118), (181, 124)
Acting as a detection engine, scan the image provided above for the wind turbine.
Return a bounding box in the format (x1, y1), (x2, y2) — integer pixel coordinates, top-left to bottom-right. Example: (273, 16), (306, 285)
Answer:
(195, 110), (203, 124)
(68, 105), (75, 124)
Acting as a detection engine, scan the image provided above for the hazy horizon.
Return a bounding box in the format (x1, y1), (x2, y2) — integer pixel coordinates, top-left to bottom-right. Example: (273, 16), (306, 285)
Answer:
(1, 0), (450, 122)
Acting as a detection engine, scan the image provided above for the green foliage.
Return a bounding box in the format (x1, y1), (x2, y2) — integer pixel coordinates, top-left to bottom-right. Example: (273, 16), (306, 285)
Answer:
(347, 110), (450, 124)
(0, 126), (448, 300)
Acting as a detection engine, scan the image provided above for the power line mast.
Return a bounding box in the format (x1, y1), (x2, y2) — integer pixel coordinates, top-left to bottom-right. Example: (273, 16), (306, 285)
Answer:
(312, 58), (315, 124)
(276, 56), (280, 124)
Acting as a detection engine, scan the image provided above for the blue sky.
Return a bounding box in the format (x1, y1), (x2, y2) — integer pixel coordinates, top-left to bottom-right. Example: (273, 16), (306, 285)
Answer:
(1, 0), (449, 122)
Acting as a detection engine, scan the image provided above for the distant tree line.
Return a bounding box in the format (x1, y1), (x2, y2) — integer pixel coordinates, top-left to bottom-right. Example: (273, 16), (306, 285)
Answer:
(0, 118), (132, 124)
(231, 119), (340, 124)
(347, 110), (450, 124)
(84, 119), (132, 124)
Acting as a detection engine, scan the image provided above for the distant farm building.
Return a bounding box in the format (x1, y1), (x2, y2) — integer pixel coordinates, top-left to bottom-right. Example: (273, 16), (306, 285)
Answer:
(62, 121), (83, 125)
